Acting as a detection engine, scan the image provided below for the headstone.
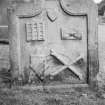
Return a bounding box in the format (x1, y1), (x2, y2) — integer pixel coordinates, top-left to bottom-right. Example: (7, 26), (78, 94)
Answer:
(8, 0), (98, 88)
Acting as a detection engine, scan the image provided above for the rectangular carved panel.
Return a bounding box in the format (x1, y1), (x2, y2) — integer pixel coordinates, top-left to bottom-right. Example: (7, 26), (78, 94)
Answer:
(61, 28), (82, 40)
(26, 20), (45, 41)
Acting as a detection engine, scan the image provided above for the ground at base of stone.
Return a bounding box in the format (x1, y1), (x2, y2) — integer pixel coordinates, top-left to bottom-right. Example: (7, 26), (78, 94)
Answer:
(0, 86), (105, 105)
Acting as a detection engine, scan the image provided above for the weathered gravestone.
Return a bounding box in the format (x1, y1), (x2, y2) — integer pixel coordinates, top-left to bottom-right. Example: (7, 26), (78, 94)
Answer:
(8, 0), (98, 87)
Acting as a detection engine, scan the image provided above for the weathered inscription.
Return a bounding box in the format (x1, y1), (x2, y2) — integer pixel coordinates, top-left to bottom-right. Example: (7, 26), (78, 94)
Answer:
(26, 20), (45, 41)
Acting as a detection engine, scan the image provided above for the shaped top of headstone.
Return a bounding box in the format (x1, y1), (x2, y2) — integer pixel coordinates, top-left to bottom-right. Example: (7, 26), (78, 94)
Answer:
(60, 0), (97, 15)
(8, 0), (44, 17)
(8, 0), (97, 17)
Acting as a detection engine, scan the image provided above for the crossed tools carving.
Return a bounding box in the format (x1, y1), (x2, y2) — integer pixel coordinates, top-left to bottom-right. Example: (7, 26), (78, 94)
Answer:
(30, 49), (84, 81)
(49, 49), (84, 80)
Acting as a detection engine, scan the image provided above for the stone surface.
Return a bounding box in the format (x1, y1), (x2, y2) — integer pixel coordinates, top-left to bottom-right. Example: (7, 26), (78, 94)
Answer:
(8, 0), (98, 87)
(0, 0), (105, 90)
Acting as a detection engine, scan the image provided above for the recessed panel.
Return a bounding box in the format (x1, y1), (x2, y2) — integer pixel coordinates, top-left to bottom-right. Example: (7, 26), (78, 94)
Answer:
(26, 20), (45, 41)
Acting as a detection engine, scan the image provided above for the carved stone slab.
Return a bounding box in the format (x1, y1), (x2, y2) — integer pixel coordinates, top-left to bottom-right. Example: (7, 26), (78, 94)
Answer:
(8, 0), (98, 88)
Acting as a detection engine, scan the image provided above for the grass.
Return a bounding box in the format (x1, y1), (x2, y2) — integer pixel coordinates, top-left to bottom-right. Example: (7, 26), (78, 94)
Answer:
(0, 86), (105, 105)
(0, 68), (105, 105)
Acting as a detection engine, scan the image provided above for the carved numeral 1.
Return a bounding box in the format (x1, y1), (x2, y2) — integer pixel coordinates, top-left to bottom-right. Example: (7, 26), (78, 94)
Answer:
(26, 23), (32, 41)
